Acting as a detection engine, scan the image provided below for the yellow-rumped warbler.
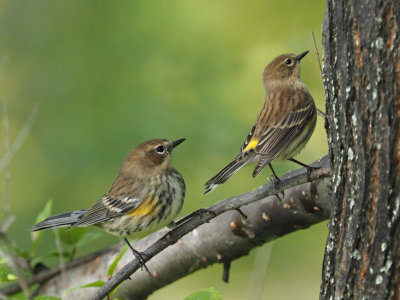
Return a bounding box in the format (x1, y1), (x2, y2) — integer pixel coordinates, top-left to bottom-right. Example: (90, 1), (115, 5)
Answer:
(204, 51), (317, 194)
(32, 138), (186, 272)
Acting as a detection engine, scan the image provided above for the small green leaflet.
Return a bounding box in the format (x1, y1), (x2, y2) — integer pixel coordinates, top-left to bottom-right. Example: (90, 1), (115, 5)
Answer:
(65, 280), (105, 294)
(31, 199), (53, 254)
(55, 227), (87, 246)
(184, 287), (222, 300)
(34, 296), (62, 300)
(108, 244), (128, 276)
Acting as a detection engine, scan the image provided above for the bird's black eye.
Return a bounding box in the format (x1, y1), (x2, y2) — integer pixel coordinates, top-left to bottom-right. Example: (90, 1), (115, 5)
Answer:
(155, 145), (165, 154)
(285, 58), (292, 65)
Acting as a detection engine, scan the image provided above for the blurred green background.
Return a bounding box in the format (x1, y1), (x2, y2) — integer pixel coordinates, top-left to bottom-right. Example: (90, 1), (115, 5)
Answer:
(0, 0), (327, 299)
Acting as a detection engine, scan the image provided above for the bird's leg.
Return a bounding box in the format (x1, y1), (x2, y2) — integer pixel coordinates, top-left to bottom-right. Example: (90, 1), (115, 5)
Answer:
(268, 163), (284, 198)
(288, 158), (319, 182)
(123, 237), (151, 276)
(169, 208), (216, 228)
(268, 163), (280, 187)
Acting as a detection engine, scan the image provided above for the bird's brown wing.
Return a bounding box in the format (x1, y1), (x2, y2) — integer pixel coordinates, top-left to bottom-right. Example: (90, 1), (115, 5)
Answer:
(252, 90), (315, 177)
(72, 195), (144, 227)
(73, 181), (146, 227)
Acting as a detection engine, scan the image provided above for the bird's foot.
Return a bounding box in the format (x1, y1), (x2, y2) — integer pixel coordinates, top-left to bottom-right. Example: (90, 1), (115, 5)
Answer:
(269, 176), (284, 200)
(124, 238), (151, 276)
(305, 166), (320, 182)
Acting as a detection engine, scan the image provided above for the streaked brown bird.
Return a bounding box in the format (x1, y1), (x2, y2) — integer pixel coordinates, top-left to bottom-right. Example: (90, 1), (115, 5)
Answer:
(204, 51), (317, 194)
(32, 138), (186, 273)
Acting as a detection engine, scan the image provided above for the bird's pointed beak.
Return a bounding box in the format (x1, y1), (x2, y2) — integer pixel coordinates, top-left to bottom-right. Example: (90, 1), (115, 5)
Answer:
(297, 50), (309, 61)
(172, 138), (186, 148)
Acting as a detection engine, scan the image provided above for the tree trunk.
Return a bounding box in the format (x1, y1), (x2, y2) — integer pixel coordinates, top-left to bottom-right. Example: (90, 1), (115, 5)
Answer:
(321, 0), (400, 299)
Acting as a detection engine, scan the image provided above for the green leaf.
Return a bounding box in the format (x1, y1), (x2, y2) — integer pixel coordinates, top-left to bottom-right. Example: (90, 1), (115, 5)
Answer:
(65, 280), (105, 294)
(55, 227), (87, 246)
(76, 231), (102, 247)
(31, 199), (53, 254)
(6, 291), (26, 300)
(0, 264), (14, 283)
(7, 273), (17, 281)
(12, 248), (30, 261)
(34, 296), (62, 300)
(34, 199), (54, 225)
(30, 249), (71, 269)
(109, 282), (123, 298)
(184, 287), (222, 300)
(108, 244), (128, 276)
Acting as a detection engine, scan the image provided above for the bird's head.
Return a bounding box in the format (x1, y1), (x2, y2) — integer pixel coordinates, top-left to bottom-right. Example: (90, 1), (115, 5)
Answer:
(119, 138), (185, 176)
(263, 51), (309, 85)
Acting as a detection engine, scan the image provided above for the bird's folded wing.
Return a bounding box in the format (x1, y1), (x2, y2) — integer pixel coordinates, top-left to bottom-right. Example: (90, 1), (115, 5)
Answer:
(73, 194), (143, 227)
(252, 99), (315, 177)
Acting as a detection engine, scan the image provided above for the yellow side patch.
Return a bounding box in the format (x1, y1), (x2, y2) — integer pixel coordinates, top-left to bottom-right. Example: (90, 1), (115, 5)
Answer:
(126, 195), (158, 217)
(243, 138), (259, 152)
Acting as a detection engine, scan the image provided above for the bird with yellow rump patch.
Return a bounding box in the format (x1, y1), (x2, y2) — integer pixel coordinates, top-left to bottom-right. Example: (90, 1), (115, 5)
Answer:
(204, 51), (317, 194)
(32, 138), (186, 273)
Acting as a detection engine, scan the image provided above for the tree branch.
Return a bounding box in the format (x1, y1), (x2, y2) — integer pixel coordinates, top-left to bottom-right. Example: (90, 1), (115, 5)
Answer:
(2, 156), (331, 299)
(92, 156), (330, 300)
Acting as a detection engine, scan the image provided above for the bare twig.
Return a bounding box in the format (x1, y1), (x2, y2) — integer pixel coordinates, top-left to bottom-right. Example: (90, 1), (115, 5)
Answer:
(0, 217), (31, 299)
(0, 102), (40, 174)
(0, 215), (14, 233)
(90, 156), (331, 300)
(311, 32), (327, 119)
(52, 229), (66, 276)
(247, 243), (273, 300)
(311, 31), (323, 78)
(0, 101), (40, 298)
(317, 108), (326, 118)
(2, 99), (10, 218)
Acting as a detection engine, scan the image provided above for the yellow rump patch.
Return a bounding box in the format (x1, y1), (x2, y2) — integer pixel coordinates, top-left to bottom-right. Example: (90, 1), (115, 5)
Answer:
(126, 195), (158, 217)
(243, 138), (259, 152)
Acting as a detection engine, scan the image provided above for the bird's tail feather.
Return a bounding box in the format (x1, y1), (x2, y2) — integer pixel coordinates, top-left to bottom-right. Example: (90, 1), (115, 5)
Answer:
(31, 209), (87, 231)
(204, 152), (255, 194)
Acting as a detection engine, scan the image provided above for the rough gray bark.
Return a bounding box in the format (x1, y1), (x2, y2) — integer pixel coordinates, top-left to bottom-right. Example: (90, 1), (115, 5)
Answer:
(321, 0), (400, 299)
